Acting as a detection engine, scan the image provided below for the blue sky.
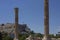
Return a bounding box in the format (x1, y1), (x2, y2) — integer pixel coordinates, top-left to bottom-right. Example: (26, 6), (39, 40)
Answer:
(0, 0), (60, 34)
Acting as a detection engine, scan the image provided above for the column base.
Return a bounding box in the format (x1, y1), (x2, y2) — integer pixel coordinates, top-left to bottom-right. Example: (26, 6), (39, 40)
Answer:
(14, 38), (19, 40)
(42, 36), (51, 40)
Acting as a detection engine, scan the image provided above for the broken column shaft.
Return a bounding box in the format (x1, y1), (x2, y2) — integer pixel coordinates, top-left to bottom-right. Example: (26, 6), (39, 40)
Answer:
(14, 8), (19, 40)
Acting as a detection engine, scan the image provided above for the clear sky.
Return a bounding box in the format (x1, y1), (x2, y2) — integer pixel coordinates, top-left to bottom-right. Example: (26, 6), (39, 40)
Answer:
(0, 0), (60, 34)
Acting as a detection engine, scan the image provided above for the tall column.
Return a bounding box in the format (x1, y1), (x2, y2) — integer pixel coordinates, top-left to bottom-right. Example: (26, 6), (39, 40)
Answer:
(14, 8), (19, 40)
(44, 0), (49, 37)
(42, 0), (51, 40)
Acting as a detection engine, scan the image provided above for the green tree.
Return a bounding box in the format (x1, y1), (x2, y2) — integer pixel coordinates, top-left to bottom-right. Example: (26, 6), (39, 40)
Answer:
(2, 32), (13, 40)
(49, 34), (55, 38)
(18, 34), (29, 40)
(35, 33), (43, 38)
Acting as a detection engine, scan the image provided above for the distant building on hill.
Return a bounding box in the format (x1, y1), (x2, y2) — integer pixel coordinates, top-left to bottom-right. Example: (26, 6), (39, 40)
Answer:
(0, 23), (31, 34)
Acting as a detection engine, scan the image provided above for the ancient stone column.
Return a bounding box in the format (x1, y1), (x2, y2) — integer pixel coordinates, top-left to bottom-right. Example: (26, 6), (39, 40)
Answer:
(14, 8), (19, 40)
(42, 0), (51, 40)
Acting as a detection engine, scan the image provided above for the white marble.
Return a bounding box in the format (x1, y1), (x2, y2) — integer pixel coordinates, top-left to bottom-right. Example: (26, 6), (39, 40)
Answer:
(57, 38), (60, 40)
(42, 36), (51, 40)
(26, 35), (33, 40)
(14, 38), (19, 40)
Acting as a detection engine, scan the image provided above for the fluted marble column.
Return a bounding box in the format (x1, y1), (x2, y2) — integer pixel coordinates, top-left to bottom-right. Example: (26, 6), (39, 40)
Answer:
(14, 8), (19, 40)
(42, 0), (51, 40)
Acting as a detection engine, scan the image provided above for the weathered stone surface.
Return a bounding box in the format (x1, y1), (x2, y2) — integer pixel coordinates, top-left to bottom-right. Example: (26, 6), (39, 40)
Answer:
(43, 0), (51, 40)
(42, 36), (51, 40)
(14, 8), (19, 40)
(51, 38), (56, 40)
(57, 38), (60, 40)
(14, 38), (19, 40)
(26, 35), (32, 40)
